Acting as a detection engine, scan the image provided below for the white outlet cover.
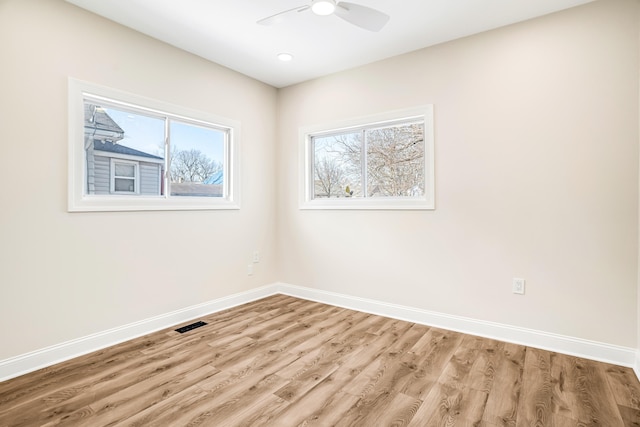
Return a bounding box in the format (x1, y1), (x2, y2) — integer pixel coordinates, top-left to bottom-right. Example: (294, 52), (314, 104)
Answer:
(513, 278), (525, 295)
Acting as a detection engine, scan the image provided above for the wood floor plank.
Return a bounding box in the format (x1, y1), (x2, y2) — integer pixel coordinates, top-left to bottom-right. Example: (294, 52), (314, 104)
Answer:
(481, 341), (526, 426)
(1, 347), (184, 425)
(554, 353), (624, 425)
(276, 321), (420, 422)
(117, 382), (210, 426)
(617, 404), (640, 426)
(467, 338), (504, 393)
(221, 393), (291, 427)
(92, 364), (219, 426)
(1, 295), (638, 427)
(411, 384), (490, 427)
(407, 334), (490, 426)
(122, 351), (297, 426)
(0, 338), (147, 411)
(436, 334), (485, 389)
(548, 352), (577, 420)
(399, 327), (465, 400)
(371, 392), (422, 427)
(335, 391), (422, 427)
(14, 346), (219, 426)
(340, 321), (416, 396)
(282, 308), (370, 358)
(517, 347), (555, 426)
(262, 319), (421, 425)
(605, 364), (640, 410)
(273, 354), (340, 403)
(338, 357), (413, 423)
(259, 388), (361, 427)
(205, 322), (314, 371)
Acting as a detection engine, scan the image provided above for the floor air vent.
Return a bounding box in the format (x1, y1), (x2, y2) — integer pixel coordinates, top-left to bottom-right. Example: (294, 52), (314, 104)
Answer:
(175, 321), (207, 334)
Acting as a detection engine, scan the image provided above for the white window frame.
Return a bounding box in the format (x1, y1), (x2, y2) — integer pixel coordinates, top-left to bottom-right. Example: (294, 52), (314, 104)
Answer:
(68, 78), (241, 212)
(110, 159), (139, 195)
(300, 105), (434, 210)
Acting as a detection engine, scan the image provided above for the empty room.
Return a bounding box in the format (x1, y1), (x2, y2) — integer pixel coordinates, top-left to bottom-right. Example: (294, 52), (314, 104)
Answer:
(1, 0), (640, 425)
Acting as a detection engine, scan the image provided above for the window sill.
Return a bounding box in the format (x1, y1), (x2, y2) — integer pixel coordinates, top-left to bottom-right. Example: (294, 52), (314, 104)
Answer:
(68, 195), (240, 212)
(299, 197), (434, 210)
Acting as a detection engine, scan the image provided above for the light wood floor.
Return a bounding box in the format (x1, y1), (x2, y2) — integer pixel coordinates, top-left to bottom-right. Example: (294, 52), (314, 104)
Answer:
(1, 295), (639, 426)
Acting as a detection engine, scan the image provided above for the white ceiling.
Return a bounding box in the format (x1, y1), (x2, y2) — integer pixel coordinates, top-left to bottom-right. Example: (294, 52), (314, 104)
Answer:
(65, 0), (595, 88)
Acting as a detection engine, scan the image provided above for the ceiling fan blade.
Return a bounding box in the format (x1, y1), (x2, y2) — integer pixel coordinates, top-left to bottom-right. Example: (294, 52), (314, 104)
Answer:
(257, 5), (310, 26)
(335, 2), (389, 32)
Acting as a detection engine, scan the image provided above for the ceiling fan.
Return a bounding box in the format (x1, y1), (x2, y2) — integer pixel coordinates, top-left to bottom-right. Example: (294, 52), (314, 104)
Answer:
(257, 0), (390, 32)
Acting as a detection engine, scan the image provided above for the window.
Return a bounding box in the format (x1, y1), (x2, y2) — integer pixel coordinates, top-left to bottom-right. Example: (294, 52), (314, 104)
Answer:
(111, 159), (138, 194)
(300, 106), (434, 209)
(68, 79), (240, 211)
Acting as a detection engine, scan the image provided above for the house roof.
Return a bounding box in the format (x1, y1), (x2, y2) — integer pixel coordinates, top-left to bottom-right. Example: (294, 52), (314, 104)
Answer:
(170, 183), (223, 197)
(84, 103), (125, 141)
(93, 140), (164, 160)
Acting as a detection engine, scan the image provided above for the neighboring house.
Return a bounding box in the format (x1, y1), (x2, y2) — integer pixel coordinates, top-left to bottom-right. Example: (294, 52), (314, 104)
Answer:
(168, 169), (223, 197)
(84, 104), (164, 196)
(169, 181), (223, 197)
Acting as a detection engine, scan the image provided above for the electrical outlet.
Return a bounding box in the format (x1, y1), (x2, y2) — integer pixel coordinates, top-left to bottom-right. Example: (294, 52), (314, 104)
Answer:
(513, 278), (525, 295)
(253, 251), (260, 263)
(247, 264), (254, 276)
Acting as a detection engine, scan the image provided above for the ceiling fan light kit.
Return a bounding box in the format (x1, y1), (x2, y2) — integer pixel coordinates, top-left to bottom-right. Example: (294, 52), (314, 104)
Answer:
(277, 52), (294, 61)
(257, 0), (390, 32)
(311, 0), (336, 16)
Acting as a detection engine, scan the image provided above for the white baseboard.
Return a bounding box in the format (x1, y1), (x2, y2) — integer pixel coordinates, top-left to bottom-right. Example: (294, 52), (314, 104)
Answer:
(0, 285), (279, 382)
(1, 282), (637, 382)
(274, 283), (638, 369)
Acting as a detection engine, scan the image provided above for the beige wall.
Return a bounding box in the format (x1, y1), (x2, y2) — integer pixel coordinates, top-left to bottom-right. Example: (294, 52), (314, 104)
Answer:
(0, 0), (278, 359)
(276, 0), (639, 347)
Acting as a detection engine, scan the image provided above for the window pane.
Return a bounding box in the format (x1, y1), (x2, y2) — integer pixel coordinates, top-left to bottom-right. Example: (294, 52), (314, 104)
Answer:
(114, 163), (135, 177)
(366, 122), (424, 197)
(114, 178), (135, 192)
(84, 101), (165, 196)
(169, 121), (226, 197)
(312, 131), (362, 198)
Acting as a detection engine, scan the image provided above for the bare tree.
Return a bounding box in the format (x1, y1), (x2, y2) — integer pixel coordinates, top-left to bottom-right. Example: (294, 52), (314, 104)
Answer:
(170, 148), (221, 183)
(366, 123), (424, 197)
(314, 156), (349, 198)
(314, 133), (362, 197)
(327, 123), (424, 197)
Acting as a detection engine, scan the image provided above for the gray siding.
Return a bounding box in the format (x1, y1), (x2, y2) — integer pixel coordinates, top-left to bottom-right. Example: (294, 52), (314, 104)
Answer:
(93, 156), (110, 195)
(140, 163), (161, 195)
(91, 156), (161, 195)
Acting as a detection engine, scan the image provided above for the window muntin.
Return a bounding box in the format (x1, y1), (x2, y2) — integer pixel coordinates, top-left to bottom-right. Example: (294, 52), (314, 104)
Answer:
(69, 79), (240, 211)
(302, 106), (434, 210)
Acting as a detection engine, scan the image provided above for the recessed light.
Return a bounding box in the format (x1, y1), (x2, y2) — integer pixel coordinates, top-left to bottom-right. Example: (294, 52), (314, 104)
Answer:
(277, 53), (294, 62)
(311, 0), (336, 16)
